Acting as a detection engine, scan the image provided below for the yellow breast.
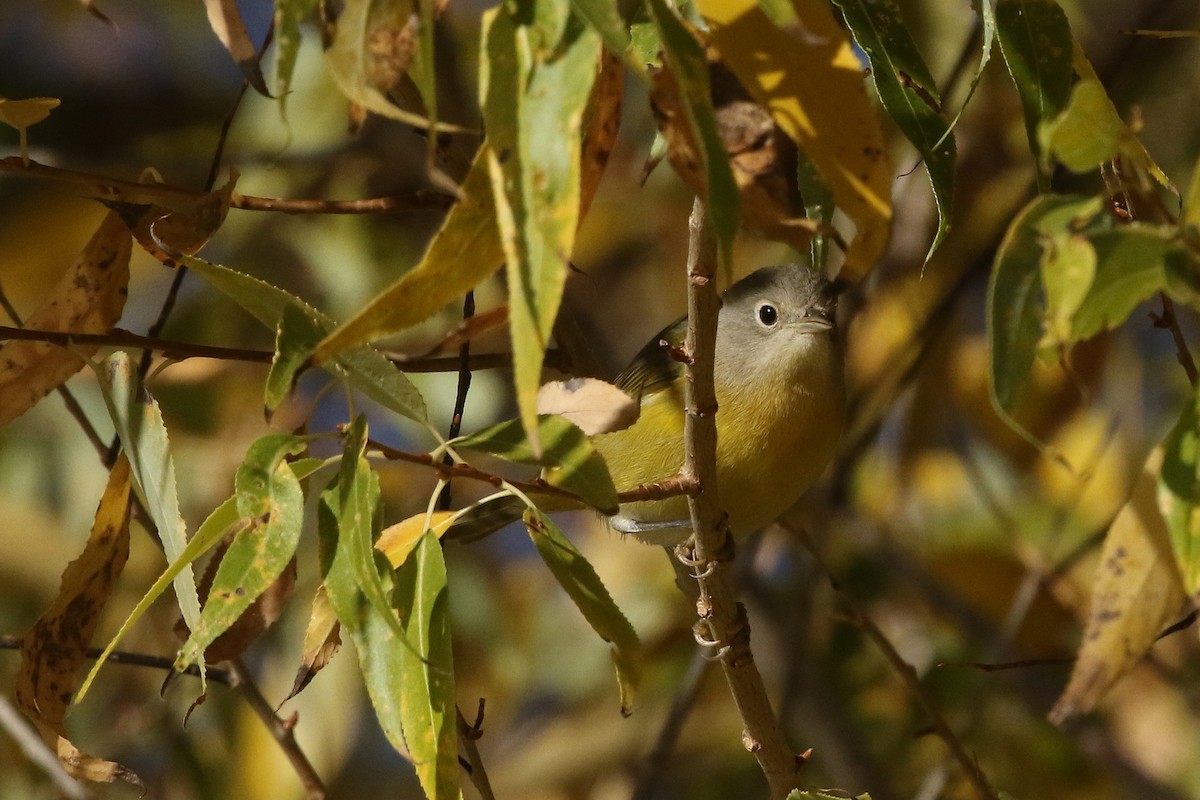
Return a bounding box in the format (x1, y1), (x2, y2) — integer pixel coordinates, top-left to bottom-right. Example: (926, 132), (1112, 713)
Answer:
(593, 338), (844, 543)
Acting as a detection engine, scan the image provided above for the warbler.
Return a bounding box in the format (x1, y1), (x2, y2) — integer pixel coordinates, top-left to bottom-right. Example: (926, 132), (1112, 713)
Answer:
(592, 262), (845, 544)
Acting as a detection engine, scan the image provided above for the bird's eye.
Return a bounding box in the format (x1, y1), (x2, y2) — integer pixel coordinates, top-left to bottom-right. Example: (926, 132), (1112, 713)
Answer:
(756, 302), (779, 327)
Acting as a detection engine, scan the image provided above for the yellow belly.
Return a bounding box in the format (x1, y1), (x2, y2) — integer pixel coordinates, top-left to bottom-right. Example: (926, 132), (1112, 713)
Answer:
(592, 354), (844, 542)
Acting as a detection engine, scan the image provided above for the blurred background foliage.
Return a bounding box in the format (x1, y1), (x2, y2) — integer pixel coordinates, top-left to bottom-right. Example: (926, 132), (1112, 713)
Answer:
(2, 0), (1200, 799)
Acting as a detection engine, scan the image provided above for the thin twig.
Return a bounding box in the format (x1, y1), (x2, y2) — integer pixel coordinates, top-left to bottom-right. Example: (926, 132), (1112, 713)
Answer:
(677, 198), (802, 800)
(797, 532), (999, 800)
(0, 157), (455, 215)
(227, 659), (326, 800)
(0, 286), (108, 458)
(1152, 293), (1199, 387)
(439, 291), (477, 512)
(456, 703), (496, 800)
(0, 635), (231, 685)
(0, 325), (571, 373)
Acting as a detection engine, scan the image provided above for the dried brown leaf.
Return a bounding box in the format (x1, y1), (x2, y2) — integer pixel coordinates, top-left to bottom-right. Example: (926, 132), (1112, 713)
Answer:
(0, 209), (132, 426)
(202, 0), (271, 96)
(579, 48), (625, 223)
(14, 456), (141, 787)
(105, 173), (237, 268)
(284, 584), (343, 703)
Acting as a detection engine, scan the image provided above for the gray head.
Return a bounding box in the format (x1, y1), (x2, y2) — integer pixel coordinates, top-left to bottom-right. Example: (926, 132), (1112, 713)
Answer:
(715, 263), (839, 385)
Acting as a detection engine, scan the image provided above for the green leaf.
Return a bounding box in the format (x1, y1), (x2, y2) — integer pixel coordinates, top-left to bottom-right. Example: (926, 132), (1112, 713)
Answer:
(1039, 79), (1127, 173)
(176, 435), (308, 670)
(1037, 230), (1096, 354)
(571, 0), (646, 79)
(273, 0), (319, 117)
(453, 415), (619, 514)
(317, 454), (445, 774)
(321, 415), (423, 661)
(310, 147), (502, 367)
(650, 0), (739, 267)
(267, 303), (326, 413)
(523, 507), (641, 715)
(1067, 226), (1189, 342)
(481, 3), (602, 453)
(987, 194), (1103, 414)
(78, 457), (325, 699)
(182, 254), (427, 423)
(1161, 384), (1200, 595)
(995, 0), (1073, 189)
(834, 0), (955, 262)
(796, 150), (835, 269)
(93, 352), (200, 630)
(394, 531), (457, 800)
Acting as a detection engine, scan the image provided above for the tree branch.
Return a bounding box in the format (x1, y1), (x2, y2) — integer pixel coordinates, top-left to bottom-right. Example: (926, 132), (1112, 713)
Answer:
(677, 198), (803, 799)
(1151, 293), (1198, 388)
(0, 325), (571, 374)
(0, 157), (455, 215)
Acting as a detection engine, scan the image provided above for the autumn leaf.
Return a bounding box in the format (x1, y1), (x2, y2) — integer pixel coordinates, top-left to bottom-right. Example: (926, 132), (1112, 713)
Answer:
(0, 209), (131, 427)
(14, 455), (142, 787)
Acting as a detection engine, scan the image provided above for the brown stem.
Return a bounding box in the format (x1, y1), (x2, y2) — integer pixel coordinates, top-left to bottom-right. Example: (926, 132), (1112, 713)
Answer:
(678, 198), (802, 800)
(1152, 293), (1199, 387)
(0, 325), (571, 374)
(228, 659), (326, 800)
(0, 634), (230, 684)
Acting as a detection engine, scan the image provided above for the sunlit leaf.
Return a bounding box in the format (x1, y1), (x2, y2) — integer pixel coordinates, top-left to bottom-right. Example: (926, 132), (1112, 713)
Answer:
(995, 0), (1073, 189)
(1161, 384), (1200, 595)
(14, 455), (140, 787)
(94, 352), (201, 632)
(0, 210), (131, 426)
(697, 0), (892, 279)
(176, 435), (308, 670)
(310, 147), (502, 367)
(834, 0), (955, 262)
(77, 458), (325, 700)
(1037, 231), (1096, 353)
(183, 255), (427, 423)
(537, 377), (639, 436)
(202, 0), (270, 96)
(571, 0), (645, 78)
(454, 414), (619, 514)
(482, 3), (601, 453)
(523, 508), (641, 715)
(1049, 448), (1189, 724)
(394, 530), (457, 800)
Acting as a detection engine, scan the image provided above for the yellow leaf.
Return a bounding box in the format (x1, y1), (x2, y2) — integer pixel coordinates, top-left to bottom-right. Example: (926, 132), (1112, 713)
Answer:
(0, 97), (60, 165)
(311, 146), (503, 364)
(0, 210), (132, 426)
(696, 0), (893, 280)
(376, 511), (458, 568)
(1049, 448), (1190, 724)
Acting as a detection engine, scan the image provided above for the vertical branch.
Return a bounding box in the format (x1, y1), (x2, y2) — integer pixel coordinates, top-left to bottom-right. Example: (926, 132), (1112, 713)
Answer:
(678, 198), (803, 799)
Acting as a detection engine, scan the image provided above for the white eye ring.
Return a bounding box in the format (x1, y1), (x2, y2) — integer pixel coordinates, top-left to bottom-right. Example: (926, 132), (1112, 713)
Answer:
(756, 302), (779, 327)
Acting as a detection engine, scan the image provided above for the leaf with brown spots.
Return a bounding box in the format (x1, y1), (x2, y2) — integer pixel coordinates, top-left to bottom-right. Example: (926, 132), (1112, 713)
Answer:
(1049, 447), (1190, 724)
(0, 209), (131, 427)
(579, 48), (625, 224)
(14, 455), (142, 787)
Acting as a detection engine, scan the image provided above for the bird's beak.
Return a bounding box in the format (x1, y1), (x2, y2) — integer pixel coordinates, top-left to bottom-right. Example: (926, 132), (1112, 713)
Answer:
(790, 311), (834, 335)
